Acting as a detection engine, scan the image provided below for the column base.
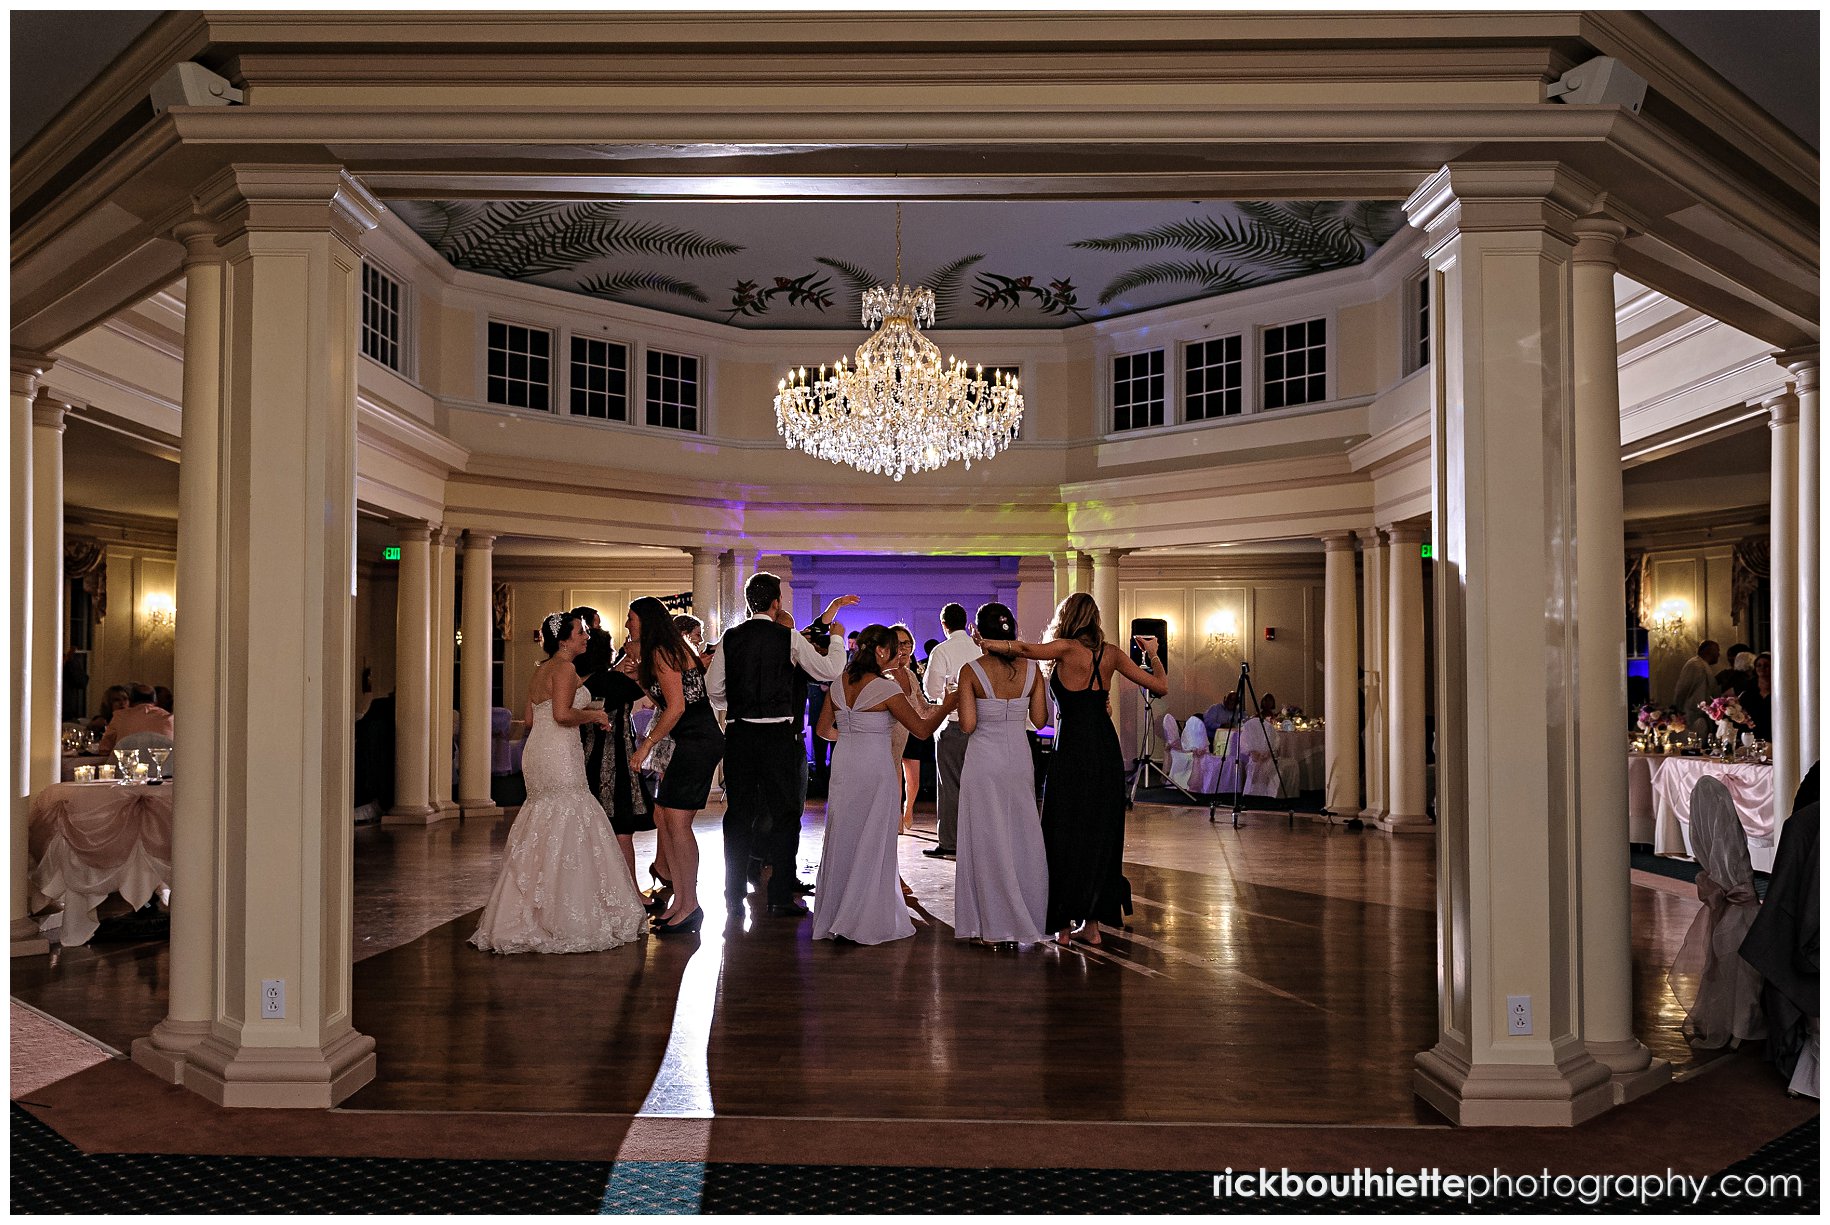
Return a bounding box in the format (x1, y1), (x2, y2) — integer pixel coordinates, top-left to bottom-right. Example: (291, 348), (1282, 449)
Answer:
(1585, 1037), (1672, 1104)
(11, 915), (49, 956)
(1358, 805), (1388, 823)
(432, 800), (461, 818)
(130, 1019), (214, 1083)
(1376, 811), (1434, 834)
(1414, 1041), (1615, 1126)
(383, 803), (446, 826)
(180, 1026), (376, 1108)
(458, 798), (502, 818)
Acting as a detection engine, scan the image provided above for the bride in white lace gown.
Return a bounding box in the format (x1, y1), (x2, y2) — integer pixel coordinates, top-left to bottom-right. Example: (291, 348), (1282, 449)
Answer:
(471, 611), (648, 954)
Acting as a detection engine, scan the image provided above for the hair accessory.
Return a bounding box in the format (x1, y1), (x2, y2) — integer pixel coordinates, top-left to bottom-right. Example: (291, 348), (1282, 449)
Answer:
(545, 611), (565, 639)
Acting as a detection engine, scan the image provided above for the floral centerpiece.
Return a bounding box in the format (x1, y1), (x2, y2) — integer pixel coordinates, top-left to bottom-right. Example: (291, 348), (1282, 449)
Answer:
(1633, 704), (1684, 751)
(1702, 691), (1752, 751)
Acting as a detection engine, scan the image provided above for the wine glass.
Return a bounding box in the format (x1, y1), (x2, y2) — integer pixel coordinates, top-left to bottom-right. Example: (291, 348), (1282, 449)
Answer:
(149, 747), (172, 779)
(112, 748), (133, 784)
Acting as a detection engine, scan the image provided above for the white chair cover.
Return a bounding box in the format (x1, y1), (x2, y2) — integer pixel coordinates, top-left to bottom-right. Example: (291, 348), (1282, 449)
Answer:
(1235, 717), (1288, 797)
(1164, 713), (1196, 788)
(1667, 776), (1766, 1048)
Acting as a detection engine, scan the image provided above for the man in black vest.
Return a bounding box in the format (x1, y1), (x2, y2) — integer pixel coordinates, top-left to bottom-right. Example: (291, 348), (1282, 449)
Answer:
(707, 572), (852, 916)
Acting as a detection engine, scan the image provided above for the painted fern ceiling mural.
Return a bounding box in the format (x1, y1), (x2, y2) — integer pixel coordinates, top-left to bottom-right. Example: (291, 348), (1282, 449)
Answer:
(394, 200), (1407, 330)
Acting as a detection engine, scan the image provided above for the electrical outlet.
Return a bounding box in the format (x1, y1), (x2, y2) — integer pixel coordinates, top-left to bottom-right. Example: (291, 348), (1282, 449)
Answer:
(261, 979), (286, 1020)
(1506, 994), (1532, 1035)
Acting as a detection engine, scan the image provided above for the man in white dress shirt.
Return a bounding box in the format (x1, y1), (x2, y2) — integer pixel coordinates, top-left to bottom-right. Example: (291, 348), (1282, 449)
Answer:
(921, 602), (982, 859)
(1671, 639), (1720, 736)
(707, 573), (853, 915)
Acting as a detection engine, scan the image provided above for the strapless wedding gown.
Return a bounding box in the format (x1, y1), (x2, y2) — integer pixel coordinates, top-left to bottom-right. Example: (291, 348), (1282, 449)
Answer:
(470, 687), (647, 953)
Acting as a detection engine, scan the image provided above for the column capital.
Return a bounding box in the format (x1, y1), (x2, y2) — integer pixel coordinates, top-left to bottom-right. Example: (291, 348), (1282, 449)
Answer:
(192, 165), (384, 251)
(30, 392), (69, 432)
(393, 518), (432, 544)
(430, 526), (457, 549)
(1319, 530), (1357, 553)
(1403, 162), (1602, 249)
(1383, 522), (1429, 545)
(170, 217), (225, 265)
(686, 545), (719, 563)
(1777, 346), (1820, 390)
(462, 530), (497, 552)
(1766, 390), (1800, 428)
(1360, 527), (1390, 550)
(1570, 215), (1629, 266)
(11, 350), (50, 392)
(1086, 547), (1128, 563)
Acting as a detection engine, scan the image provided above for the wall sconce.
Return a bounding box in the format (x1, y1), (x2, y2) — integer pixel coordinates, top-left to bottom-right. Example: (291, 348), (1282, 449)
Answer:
(1649, 599), (1688, 651)
(143, 592), (176, 633)
(1204, 609), (1239, 655)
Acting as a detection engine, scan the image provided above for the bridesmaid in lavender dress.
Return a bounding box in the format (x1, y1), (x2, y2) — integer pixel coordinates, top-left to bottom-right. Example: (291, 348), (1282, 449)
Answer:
(812, 624), (954, 945)
(953, 602), (1050, 948)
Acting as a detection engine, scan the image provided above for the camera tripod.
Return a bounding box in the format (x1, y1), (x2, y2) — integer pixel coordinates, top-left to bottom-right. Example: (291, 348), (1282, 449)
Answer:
(1128, 669), (1199, 807)
(1210, 660), (1297, 829)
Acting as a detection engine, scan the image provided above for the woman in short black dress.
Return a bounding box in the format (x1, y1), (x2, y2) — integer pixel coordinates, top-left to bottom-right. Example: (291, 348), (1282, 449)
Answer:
(627, 596), (724, 935)
(574, 627), (657, 889)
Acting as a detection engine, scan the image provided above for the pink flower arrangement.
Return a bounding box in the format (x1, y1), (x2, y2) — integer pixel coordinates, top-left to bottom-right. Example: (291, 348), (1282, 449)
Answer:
(1702, 692), (1752, 727)
(1636, 704), (1682, 733)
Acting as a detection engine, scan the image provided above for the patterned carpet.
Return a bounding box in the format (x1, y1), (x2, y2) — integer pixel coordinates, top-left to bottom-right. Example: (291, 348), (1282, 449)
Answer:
(10, 1103), (1815, 1213)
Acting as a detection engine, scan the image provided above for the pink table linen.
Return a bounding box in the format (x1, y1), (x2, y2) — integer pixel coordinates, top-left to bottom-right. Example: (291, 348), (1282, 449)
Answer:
(28, 780), (173, 946)
(1648, 756), (1775, 872)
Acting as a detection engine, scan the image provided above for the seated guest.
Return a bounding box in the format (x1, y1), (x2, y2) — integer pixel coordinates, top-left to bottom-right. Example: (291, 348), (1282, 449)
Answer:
(1741, 652), (1774, 744)
(1740, 765), (1819, 1097)
(153, 684), (174, 714)
(88, 685), (131, 736)
(97, 684), (174, 754)
(1715, 643), (1754, 701)
(1204, 692), (1241, 731)
(1257, 692), (1279, 719)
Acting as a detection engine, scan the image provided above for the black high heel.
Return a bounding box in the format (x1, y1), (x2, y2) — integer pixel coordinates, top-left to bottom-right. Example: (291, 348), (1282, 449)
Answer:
(649, 862), (672, 890)
(652, 906), (703, 936)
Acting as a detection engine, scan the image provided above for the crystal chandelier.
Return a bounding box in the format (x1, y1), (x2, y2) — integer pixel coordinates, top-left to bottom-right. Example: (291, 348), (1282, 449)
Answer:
(774, 206), (1023, 481)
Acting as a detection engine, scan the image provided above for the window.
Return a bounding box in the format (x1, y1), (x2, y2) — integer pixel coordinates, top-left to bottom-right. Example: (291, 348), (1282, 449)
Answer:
(1184, 335), (1243, 421)
(645, 348), (701, 432)
(569, 336), (629, 421)
(1112, 349), (1165, 431)
(1262, 318), (1327, 411)
(487, 322), (552, 411)
(361, 263), (403, 372)
(1415, 274), (1431, 370)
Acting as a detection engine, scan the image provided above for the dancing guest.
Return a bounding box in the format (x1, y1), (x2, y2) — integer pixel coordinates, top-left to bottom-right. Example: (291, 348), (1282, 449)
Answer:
(953, 603), (1049, 948)
(705, 574), (853, 918)
(674, 614), (710, 666)
(888, 623), (934, 835)
(980, 593), (1166, 946)
(575, 626), (661, 898)
(627, 596), (725, 936)
(813, 624), (955, 945)
(471, 611), (646, 954)
(922, 602), (982, 859)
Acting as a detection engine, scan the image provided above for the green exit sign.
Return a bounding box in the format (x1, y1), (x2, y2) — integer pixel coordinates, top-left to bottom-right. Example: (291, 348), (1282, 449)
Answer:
(1420, 543), (1433, 559)
(382, 546), (400, 561)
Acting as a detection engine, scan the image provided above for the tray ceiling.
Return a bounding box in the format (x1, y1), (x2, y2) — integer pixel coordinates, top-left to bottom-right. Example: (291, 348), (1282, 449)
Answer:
(392, 199), (1408, 330)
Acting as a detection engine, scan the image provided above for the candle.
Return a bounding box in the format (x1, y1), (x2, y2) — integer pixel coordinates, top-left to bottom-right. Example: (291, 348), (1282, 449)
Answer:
(131, 762), (151, 781)
(97, 765), (116, 780)
(74, 766), (94, 782)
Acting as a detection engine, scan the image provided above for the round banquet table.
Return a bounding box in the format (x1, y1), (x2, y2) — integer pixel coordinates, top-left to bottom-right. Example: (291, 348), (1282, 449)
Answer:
(28, 780), (174, 946)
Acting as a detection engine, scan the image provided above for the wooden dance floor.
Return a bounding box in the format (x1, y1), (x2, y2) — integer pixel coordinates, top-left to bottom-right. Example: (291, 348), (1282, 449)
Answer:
(14, 800), (1715, 1133)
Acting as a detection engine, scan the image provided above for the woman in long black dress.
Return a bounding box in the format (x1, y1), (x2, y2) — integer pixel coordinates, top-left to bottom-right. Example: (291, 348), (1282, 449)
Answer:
(979, 593), (1166, 946)
(575, 627), (660, 895)
(626, 596), (724, 936)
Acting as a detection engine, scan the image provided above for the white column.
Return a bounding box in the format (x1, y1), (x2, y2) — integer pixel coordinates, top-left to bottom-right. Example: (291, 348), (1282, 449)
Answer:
(1053, 549), (1078, 606)
(1089, 548), (1122, 631)
(168, 166), (380, 1107)
(1767, 391), (1801, 831)
(1779, 350), (1819, 772)
(1570, 216), (1663, 1099)
(1073, 551), (1094, 597)
(690, 546), (720, 632)
(133, 219), (224, 1074)
(29, 393), (66, 796)
(427, 527), (458, 816)
(1321, 532), (1362, 818)
(1359, 529), (1390, 823)
(386, 520), (438, 824)
(1405, 163), (1617, 1125)
(717, 549), (739, 633)
(458, 531), (500, 817)
(9, 354), (49, 956)
(1381, 523), (1429, 831)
